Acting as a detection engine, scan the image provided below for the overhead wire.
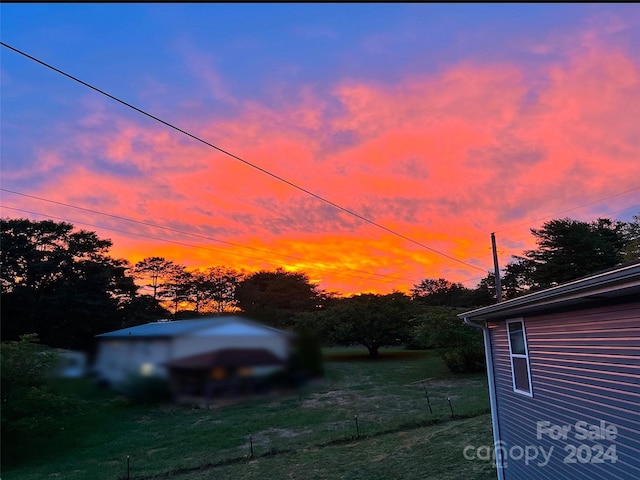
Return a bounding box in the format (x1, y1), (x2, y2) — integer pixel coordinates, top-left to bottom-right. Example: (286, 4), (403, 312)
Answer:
(0, 41), (487, 273)
(460, 193), (640, 258)
(491, 187), (640, 235)
(0, 190), (419, 283)
(443, 199), (640, 285)
(0, 188), (354, 267)
(0, 204), (420, 286)
(11, 196), (634, 290)
(4, 42), (637, 284)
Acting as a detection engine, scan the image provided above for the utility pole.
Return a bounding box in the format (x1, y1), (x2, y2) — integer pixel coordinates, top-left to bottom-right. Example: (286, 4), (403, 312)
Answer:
(491, 233), (502, 303)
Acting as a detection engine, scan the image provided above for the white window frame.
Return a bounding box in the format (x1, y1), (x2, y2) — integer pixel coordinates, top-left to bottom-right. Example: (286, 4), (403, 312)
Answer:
(506, 318), (533, 397)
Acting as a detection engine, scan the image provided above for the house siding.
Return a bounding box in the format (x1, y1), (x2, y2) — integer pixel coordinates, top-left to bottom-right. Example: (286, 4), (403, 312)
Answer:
(93, 338), (173, 384)
(489, 301), (640, 480)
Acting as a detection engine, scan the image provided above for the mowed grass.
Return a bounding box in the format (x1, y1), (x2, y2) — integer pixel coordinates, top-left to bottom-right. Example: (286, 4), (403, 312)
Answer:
(3, 347), (495, 480)
(186, 414), (495, 480)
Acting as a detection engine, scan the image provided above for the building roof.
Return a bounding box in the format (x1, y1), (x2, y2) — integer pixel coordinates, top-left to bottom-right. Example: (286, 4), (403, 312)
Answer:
(165, 348), (285, 369)
(96, 315), (291, 339)
(460, 261), (640, 322)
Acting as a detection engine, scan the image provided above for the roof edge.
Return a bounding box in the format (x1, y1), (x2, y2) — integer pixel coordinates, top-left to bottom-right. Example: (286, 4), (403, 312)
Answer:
(459, 261), (640, 320)
(96, 314), (292, 338)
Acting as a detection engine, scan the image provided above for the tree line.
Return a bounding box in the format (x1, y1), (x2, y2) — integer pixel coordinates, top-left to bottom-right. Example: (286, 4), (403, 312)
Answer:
(1, 215), (638, 355)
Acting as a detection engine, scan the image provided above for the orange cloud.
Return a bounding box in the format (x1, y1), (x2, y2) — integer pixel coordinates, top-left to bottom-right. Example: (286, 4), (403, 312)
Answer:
(8, 30), (639, 296)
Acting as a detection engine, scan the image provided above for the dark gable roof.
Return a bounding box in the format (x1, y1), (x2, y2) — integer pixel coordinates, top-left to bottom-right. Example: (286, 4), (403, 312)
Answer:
(165, 348), (285, 370)
(460, 261), (640, 322)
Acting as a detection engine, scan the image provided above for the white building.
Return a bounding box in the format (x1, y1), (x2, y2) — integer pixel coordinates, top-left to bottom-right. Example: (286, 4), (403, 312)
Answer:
(92, 316), (292, 389)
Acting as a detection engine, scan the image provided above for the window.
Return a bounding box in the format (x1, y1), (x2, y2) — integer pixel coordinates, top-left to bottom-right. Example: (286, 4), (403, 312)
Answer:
(507, 319), (533, 397)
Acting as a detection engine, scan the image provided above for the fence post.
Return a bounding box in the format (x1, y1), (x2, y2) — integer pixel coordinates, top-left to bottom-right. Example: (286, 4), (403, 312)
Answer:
(447, 397), (454, 418)
(424, 388), (433, 414)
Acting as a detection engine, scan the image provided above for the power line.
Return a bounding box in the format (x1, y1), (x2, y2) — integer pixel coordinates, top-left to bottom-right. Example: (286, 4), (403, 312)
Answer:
(2, 204), (493, 291)
(0, 190), (416, 283)
(0, 41), (486, 273)
(0, 204), (420, 286)
(491, 187), (640, 235)
(456, 191), (640, 260)
(462, 200), (640, 258)
(0, 188), (342, 266)
(452, 200), (640, 280)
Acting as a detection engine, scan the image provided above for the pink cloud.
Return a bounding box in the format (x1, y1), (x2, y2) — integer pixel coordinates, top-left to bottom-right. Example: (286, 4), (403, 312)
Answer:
(10, 29), (640, 295)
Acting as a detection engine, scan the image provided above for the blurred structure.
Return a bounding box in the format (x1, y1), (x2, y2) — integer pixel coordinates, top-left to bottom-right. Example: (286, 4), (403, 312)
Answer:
(165, 347), (285, 400)
(92, 316), (293, 401)
(53, 350), (88, 378)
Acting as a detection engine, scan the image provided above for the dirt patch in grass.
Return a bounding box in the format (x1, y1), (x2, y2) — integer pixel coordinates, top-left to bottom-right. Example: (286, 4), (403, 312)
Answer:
(371, 454), (388, 462)
(300, 389), (358, 408)
(146, 447), (168, 456)
(250, 427), (312, 446)
(190, 416), (223, 427)
(426, 377), (485, 388)
(136, 415), (154, 424)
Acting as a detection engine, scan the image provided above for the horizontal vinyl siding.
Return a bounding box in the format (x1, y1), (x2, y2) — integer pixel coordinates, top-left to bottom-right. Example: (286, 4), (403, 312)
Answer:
(489, 302), (640, 480)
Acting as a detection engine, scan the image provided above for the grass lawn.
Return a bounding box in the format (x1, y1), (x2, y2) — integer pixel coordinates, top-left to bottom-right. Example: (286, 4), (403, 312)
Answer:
(179, 414), (495, 480)
(2, 347), (495, 480)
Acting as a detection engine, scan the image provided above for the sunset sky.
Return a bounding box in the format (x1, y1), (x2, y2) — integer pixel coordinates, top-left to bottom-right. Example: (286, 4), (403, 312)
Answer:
(2, 4), (639, 295)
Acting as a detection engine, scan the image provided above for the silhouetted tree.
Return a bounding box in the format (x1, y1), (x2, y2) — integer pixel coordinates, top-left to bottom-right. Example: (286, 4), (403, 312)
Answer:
(621, 215), (640, 262)
(235, 269), (320, 328)
(326, 292), (417, 358)
(133, 256), (183, 302)
(1, 218), (136, 349)
(503, 217), (628, 294)
(469, 273), (497, 307)
(411, 277), (473, 307)
(412, 306), (481, 349)
(119, 294), (171, 327)
(201, 266), (243, 313)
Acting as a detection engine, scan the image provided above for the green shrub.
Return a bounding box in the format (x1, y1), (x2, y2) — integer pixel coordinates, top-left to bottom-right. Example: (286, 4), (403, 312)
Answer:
(7, 385), (85, 432)
(1, 334), (86, 465)
(442, 345), (486, 373)
(411, 307), (481, 350)
(291, 328), (324, 377)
